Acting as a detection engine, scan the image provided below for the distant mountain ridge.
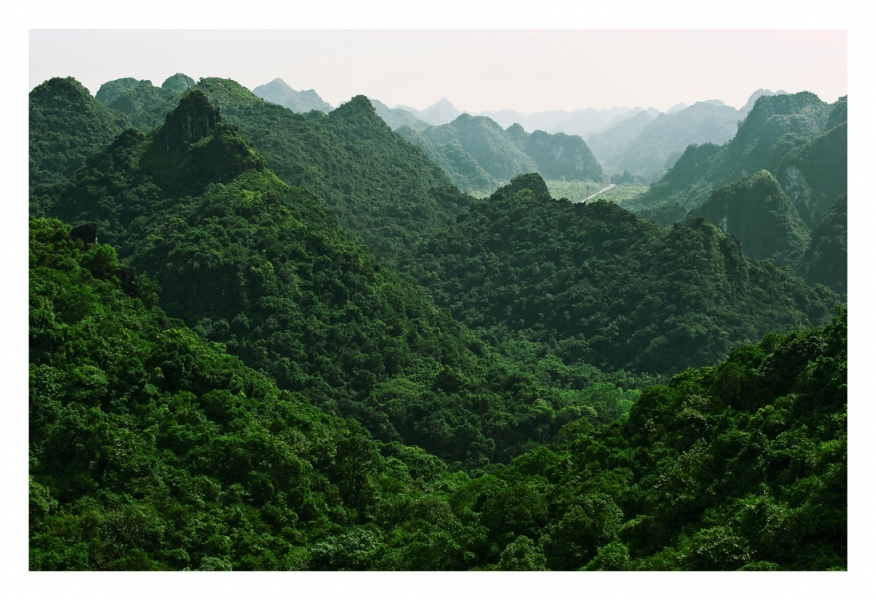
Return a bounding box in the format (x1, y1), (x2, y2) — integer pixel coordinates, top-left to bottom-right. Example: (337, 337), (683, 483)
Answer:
(635, 91), (844, 222)
(397, 113), (606, 194)
(252, 78), (333, 113)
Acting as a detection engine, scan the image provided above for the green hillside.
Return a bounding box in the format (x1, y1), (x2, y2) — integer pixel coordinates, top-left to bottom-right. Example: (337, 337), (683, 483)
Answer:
(406, 174), (838, 378)
(189, 78), (471, 263)
(797, 195), (847, 299)
(252, 78), (333, 113)
(585, 110), (655, 163)
(34, 91), (633, 469)
(635, 92), (843, 219)
(686, 170), (811, 267)
(29, 217), (846, 569)
(29, 77), (130, 189)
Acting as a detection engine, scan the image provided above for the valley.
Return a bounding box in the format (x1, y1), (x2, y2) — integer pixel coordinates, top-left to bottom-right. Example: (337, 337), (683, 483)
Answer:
(28, 70), (847, 571)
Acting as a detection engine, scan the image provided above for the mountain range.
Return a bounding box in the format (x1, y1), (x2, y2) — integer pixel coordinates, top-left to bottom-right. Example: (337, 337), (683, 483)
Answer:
(28, 72), (847, 571)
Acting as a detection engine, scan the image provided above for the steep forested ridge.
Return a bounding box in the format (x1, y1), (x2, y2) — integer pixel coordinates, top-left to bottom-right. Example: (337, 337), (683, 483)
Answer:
(797, 195), (847, 299)
(585, 110), (655, 163)
(33, 91), (633, 470)
(686, 170), (811, 267)
(637, 92), (844, 219)
(252, 78), (333, 114)
(190, 78), (471, 263)
(51, 76), (472, 264)
(28, 76), (847, 571)
(406, 174), (838, 378)
(29, 78), (130, 189)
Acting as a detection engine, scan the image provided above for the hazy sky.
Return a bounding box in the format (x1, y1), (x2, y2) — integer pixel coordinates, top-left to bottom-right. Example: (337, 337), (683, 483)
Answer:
(29, 29), (846, 114)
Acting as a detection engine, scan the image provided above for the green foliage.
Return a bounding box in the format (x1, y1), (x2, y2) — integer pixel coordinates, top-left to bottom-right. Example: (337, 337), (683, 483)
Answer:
(776, 123), (847, 229)
(686, 170), (811, 267)
(108, 84), (183, 132)
(29, 216), (430, 570)
(635, 92), (840, 219)
(797, 195), (847, 299)
(34, 97), (608, 470)
(161, 73), (195, 93)
(451, 310), (846, 570)
(190, 79), (471, 263)
(29, 77), (130, 189)
(95, 77), (152, 106)
(406, 173), (838, 378)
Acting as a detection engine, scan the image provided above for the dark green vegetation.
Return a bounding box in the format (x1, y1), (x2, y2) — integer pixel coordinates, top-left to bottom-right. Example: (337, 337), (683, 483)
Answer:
(41, 76), (471, 264)
(252, 78), (333, 114)
(161, 73), (195, 93)
(29, 77), (847, 571)
(29, 78), (130, 188)
(686, 170), (811, 267)
(797, 195), (847, 300)
(191, 78), (472, 264)
(397, 114), (606, 195)
(105, 84), (184, 133)
(32, 92), (633, 471)
(406, 174), (838, 378)
(94, 77), (152, 106)
(28, 216), (846, 569)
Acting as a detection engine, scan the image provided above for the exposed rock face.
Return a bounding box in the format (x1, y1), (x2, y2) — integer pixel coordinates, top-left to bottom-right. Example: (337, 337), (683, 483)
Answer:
(70, 222), (98, 244)
(164, 90), (221, 149)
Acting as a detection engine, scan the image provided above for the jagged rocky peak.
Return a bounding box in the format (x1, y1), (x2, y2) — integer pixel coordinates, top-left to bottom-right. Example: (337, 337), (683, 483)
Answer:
(164, 90), (221, 149)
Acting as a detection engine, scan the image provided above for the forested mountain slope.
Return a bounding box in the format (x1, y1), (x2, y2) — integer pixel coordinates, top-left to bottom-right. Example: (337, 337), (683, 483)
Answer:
(29, 78), (130, 188)
(636, 92), (844, 219)
(32, 91), (632, 469)
(685, 170), (811, 267)
(369, 98), (431, 132)
(447, 308), (847, 570)
(797, 195), (847, 299)
(33, 76), (473, 264)
(405, 174), (838, 378)
(29, 218), (846, 570)
(192, 79), (471, 263)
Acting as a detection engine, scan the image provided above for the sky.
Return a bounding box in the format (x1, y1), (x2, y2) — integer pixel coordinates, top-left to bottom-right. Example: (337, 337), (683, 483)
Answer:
(29, 29), (847, 114)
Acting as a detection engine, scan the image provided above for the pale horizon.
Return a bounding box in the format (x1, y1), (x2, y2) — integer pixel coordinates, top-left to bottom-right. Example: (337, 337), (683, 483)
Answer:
(29, 30), (847, 115)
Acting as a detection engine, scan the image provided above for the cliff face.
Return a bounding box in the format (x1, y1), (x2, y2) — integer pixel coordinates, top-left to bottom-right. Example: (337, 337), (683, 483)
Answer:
(163, 90), (221, 149)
